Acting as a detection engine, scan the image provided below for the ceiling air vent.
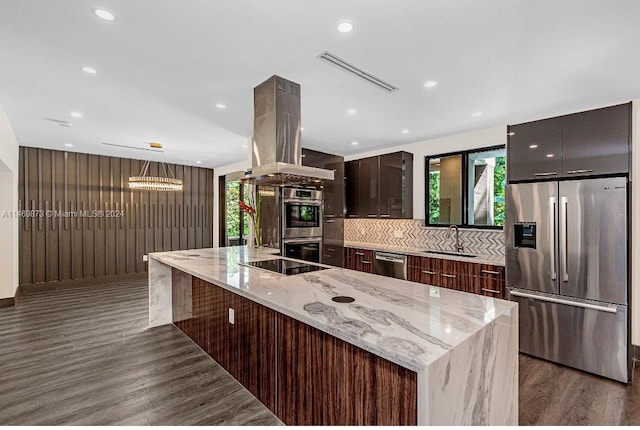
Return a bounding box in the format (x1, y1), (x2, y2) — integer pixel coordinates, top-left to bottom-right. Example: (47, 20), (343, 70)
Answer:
(317, 51), (399, 93)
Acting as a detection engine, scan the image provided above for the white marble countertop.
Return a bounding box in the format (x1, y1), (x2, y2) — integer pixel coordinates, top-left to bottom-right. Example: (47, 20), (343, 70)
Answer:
(150, 246), (516, 373)
(344, 241), (505, 266)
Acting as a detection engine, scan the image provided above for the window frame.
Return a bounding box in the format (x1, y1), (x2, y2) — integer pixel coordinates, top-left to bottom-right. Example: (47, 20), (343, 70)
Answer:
(424, 144), (506, 230)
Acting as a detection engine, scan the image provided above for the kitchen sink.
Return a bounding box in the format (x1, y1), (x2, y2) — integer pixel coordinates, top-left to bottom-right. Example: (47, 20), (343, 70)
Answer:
(422, 250), (478, 258)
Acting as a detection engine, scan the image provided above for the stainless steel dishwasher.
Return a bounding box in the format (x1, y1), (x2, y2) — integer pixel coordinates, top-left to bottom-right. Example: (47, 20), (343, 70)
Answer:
(373, 251), (408, 280)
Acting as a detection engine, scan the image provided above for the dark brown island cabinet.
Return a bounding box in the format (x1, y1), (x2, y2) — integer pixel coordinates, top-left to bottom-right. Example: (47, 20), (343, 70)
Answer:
(173, 273), (417, 425)
(346, 151), (413, 219)
(507, 102), (631, 182)
(346, 247), (506, 299)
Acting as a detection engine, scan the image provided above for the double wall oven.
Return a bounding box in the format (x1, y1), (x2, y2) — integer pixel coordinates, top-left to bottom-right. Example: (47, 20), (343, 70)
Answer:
(281, 188), (323, 263)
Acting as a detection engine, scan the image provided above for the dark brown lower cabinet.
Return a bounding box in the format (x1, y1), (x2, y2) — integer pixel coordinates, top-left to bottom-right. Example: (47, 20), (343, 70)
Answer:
(174, 275), (417, 425)
(345, 248), (374, 273)
(407, 255), (439, 285)
(276, 313), (417, 426)
(407, 256), (507, 299)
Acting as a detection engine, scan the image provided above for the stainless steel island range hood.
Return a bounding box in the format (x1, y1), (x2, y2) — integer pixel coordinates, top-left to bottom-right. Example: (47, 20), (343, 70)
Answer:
(232, 76), (334, 186)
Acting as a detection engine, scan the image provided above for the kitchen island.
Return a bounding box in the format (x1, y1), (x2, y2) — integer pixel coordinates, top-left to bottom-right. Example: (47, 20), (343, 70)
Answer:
(148, 246), (518, 425)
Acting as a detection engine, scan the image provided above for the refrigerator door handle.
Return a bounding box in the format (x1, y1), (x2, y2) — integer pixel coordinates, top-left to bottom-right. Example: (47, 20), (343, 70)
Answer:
(549, 196), (557, 281)
(509, 289), (618, 313)
(560, 196), (569, 282)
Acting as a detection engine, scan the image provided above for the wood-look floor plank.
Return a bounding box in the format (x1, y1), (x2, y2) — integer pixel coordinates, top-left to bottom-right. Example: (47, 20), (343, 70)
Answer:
(519, 354), (640, 425)
(0, 279), (281, 426)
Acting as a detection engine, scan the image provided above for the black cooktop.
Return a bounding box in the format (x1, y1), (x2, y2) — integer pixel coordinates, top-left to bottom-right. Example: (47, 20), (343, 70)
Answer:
(244, 258), (328, 276)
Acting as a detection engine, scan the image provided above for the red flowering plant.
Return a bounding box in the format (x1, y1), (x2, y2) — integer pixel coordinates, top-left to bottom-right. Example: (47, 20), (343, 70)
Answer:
(239, 190), (261, 246)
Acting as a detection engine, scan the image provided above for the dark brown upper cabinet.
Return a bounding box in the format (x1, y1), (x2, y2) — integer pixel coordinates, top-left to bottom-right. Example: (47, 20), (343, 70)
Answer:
(562, 103), (630, 177)
(507, 117), (563, 182)
(508, 103), (630, 182)
(346, 151), (413, 219)
(302, 148), (345, 217)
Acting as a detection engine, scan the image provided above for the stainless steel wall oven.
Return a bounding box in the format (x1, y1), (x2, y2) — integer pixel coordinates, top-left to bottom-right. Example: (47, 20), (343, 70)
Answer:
(281, 188), (323, 239)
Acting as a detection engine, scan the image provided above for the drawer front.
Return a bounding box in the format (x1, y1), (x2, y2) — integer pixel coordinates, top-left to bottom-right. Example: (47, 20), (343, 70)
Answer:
(322, 245), (344, 268)
(407, 256), (439, 285)
(476, 264), (506, 298)
(346, 248), (374, 273)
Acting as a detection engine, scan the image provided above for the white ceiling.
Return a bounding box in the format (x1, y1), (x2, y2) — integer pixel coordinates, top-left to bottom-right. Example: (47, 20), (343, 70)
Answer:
(1, 0), (639, 168)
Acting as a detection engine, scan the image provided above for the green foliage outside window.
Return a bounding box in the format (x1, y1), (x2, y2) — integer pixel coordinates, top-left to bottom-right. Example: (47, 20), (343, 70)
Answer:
(225, 181), (249, 242)
(428, 171), (440, 224)
(493, 156), (506, 226)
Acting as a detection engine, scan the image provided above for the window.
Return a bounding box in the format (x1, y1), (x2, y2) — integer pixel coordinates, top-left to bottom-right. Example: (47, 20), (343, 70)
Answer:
(219, 176), (250, 246)
(426, 145), (506, 228)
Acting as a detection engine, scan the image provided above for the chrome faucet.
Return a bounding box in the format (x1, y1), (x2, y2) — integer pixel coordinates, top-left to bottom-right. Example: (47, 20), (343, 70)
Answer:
(446, 225), (464, 252)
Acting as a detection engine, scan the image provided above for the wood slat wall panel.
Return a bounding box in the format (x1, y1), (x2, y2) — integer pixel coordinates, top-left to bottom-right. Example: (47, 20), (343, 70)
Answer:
(18, 147), (214, 285)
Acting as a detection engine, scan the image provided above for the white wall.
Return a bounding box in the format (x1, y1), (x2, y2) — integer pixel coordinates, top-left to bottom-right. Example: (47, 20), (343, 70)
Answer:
(0, 105), (19, 298)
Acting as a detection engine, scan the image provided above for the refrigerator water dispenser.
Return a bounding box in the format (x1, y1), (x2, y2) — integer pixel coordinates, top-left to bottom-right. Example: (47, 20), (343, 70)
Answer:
(514, 223), (536, 248)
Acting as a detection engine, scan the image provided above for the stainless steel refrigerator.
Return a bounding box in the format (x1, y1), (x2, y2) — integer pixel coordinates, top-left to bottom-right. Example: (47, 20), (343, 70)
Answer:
(505, 177), (629, 382)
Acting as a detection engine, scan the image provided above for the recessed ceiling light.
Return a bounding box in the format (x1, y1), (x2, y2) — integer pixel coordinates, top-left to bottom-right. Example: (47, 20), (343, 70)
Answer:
(351, 141), (359, 146)
(529, 144), (538, 149)
(70, 111), (83, 118)
(546, 153), (554, 158)
(93, 8), (116, 21)
(336, 20), (354, 33)
(196, 161), (202, 164)
(347, 108), (357, 115)
(471, 112), (483, 118)
(82, 66), (97, 74)
(300, 127), (305, 131)
(216, 103), (227, 109)
(401, 129), (409, 134)
(423, 80), (438, 88)
(64, 143), (73, 148)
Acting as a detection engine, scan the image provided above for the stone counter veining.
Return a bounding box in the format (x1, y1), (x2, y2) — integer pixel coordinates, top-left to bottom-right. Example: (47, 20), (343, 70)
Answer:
(148, 246), (518, 425)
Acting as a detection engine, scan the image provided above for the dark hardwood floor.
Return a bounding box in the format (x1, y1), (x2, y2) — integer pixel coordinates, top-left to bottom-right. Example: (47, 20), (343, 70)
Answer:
(2, 278), (639, 425)
(0, 279), (281, 425)
(519, 354), (640, 425)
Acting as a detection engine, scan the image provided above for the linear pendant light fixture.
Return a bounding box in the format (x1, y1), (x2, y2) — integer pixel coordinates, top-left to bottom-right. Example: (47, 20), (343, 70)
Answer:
(128, 160), (183, 191)
(317, 51), (399, 93)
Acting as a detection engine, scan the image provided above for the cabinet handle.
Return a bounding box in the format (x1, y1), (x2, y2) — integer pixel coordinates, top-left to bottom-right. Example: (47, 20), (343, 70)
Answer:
(380, 214), (391, 218)
(566, 169), (593, 174)
(355, 252), (365, 256)
(367, 214), (377, 217)
(482, 288), (501, 294)
(481, 269), (500, 275)
(442, 273), (455, 278)
(325, 219), (335, 223)
(422, 270), (436, 275)
(534, 172), (558, 176)
(327, 248), (335, 252)
(361, 261), (372, 264)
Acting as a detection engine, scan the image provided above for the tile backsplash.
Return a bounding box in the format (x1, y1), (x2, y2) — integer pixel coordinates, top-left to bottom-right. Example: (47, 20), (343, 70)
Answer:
(344, 219), (505, 256)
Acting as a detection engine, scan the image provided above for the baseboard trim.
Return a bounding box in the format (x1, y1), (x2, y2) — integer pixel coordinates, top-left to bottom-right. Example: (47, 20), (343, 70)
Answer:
(17, 272), (149, 295)
(0, 297), (15, 308)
